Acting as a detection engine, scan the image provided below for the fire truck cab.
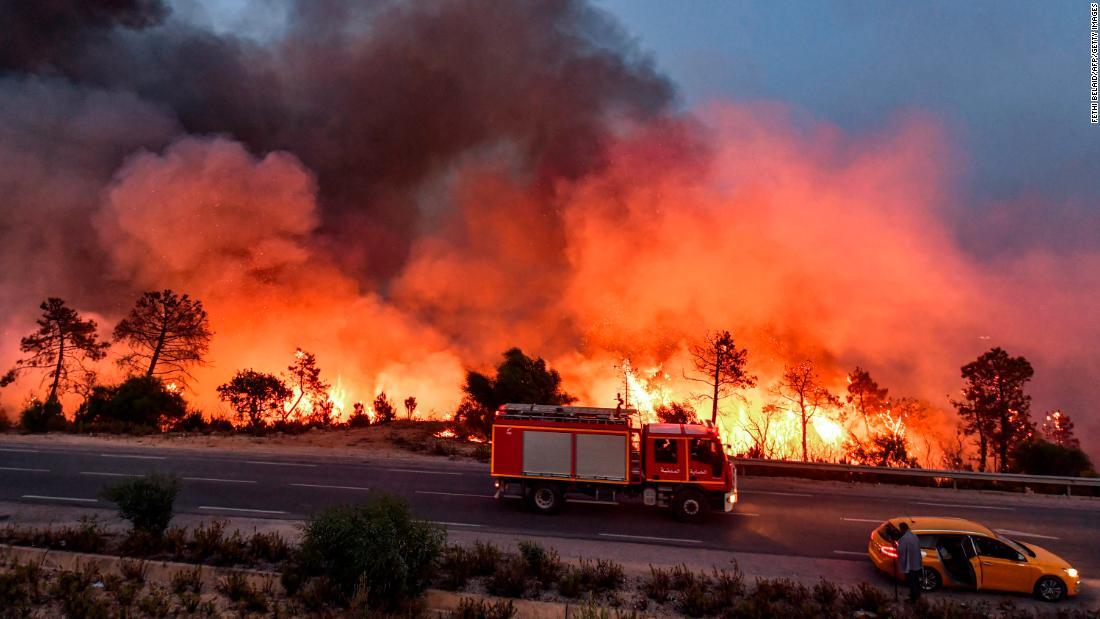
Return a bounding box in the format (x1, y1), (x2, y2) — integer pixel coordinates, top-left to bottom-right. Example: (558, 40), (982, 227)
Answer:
(490, 403), (737, 521)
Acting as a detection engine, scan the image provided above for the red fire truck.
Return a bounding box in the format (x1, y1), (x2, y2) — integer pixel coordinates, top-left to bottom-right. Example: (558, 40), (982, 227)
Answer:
(490, 403), (737, 521)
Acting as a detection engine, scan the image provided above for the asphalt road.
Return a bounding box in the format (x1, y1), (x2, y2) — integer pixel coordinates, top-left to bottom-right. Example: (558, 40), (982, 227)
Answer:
(2, 440), (1098, 578)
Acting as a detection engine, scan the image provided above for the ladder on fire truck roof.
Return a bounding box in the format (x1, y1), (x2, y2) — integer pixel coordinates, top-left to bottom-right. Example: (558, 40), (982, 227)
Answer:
(498, 403), (634, 426)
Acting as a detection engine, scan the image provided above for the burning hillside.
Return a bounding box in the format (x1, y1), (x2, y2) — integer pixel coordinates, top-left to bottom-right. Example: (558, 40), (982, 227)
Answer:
(1, 0), (1098, 463)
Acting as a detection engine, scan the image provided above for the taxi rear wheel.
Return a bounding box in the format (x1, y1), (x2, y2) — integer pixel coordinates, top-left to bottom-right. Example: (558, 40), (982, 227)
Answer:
(919, 567), (942, 592)
(1034, 576), (1067, 602)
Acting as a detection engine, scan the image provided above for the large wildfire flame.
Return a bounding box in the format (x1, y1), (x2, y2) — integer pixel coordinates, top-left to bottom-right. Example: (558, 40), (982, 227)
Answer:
(0, 1), (1098, 461)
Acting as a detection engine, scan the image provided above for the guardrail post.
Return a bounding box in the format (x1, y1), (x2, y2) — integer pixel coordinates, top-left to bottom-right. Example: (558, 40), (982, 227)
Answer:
(1066, 484), (1072, 497)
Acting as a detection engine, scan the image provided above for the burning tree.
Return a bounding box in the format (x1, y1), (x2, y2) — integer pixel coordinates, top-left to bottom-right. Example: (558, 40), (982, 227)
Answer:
(283, 349), (331, 424)
(373, 391), (397, 424)
(1041, 409), (1079, 449)
(404, 396), (418, 420)
(744, 403), (783, 459)
(1, 298), (109, 404)
(112, 290), (212, 384)
(952, 347), (1034, 472)
(845, 366), (889, 444)
(654, 401), (698, 424)
(771, 360), (840, 462)
(217, 370), (291, 431)
(456, 347), (575, 440)
(686, 331), (756, 424)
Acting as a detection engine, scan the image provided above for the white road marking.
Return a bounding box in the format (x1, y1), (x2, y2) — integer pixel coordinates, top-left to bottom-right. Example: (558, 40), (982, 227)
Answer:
(599, 533), (702, 544)
(81, 471), (141, 478)
(416, 490), (491, 498)
(833, 550), (867, 556)
(184, 477), (257, 484)
(914, 501), (1013, 511)
(752, 491), (814, 497)
(22, 495), (97, 503)
(291, 483), (370, 491)
(842, 518), (885, 523)
(198, 506), (288, 515)
(995, 528), (1061, 541)
(0, 467), (49, 473)
(567, 498), (618, 505)
(245, 460), (317, 467)
(100, 453), (165, 460)
(387, 468), (462, 476)
(0, 448), (39, 453)
(432, 521), (483, 528)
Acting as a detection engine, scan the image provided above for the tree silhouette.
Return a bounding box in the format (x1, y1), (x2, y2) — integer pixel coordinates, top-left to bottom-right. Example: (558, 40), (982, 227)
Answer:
(654, 402), (698, 424)
(772, 360), (840, 461)
(113, 290), (212, 384)
(374, 391), (396, 424)
(457, 347), (575, 439)
(283, 349), (330, 423)
(745, 403), (783, 459)
(1040, 410), (1078, 449)
(217, 370), (290, 430)
(845, 367), (889, 443)
(1, 298), (109, 404)
(952, 347), (1034, 472)
(404, 396), (418, 420)
(685, 331), (756, 424)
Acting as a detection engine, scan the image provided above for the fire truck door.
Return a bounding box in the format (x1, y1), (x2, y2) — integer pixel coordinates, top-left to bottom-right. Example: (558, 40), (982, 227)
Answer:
(649, 437), (685, 481)
(688, 438), (723, 481)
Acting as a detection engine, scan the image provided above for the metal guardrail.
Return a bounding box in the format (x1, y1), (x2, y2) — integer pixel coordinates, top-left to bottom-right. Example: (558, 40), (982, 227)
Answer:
(732, 457), (1100, 494)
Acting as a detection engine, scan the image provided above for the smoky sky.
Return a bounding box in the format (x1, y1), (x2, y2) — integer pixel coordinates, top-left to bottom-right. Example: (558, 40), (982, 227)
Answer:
(0, 0), (673, 282)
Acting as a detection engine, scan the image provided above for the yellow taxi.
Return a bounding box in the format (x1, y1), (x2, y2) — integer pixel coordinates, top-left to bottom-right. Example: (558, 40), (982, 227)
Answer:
(868, 517), (1081, 602)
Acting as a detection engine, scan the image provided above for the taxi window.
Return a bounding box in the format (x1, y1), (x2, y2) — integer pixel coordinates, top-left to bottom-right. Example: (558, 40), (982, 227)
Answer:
(916, 534), (938, 549)
(972, 536), (1025, 561)
(654, 438), (679, 464)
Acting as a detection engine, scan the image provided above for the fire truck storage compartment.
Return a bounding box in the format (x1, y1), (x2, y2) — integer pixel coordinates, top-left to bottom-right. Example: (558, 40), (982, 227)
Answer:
(575, 433), (627, 481)
(523, 431), (572, 477)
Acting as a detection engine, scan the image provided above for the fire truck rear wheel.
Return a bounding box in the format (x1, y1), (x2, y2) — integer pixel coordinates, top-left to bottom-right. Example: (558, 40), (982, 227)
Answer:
(672, 489), (708, 522)
(527, 483), (563, 514)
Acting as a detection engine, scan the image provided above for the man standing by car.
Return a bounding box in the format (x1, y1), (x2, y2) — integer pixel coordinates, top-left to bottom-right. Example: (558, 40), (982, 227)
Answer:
(896, 522), (923, 601)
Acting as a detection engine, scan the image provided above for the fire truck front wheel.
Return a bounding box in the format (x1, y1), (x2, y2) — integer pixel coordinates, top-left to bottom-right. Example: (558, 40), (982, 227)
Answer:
(526, 483), (563, 514)
(672, 489), (708, 522)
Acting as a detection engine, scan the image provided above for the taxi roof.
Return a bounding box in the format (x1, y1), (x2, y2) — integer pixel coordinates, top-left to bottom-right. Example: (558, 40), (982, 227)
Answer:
(890, 516), (995, 537)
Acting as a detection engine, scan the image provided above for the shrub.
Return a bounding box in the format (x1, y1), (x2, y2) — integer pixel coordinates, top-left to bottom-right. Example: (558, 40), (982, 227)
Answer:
(170, 567), (203, 595)
(76, 375), (187, 431)
(19, 399), (66, 433)
(137, 584), (172, 618)
(642, 565), (672, 603)
(118, 559), (147, 583)
(0, 408), (11, 432)
(206, 417), (235, 433)
(172, 411), (208, 433)
(518, 540), (562, 585)
(58, 516), (107, 554)
(486, 555), (528, 598)
(449, 596), (517, 619)
(296, 494), (445, 609)
(557, 567), (585, 598)
(248, 530), (290, 564)
(437, 545), (476, 590)
(471, 541), (502, 576)
(99, 473), (181, 537)
(839, 581), (891, 616)
(589, 558), (625, 592)
(1011, 438), (1094, 477)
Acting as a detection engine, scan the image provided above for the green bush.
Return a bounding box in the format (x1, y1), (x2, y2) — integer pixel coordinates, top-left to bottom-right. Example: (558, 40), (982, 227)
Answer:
(99, 473), (182, 537)
(1011, 438), (1094, 477)
(518, 540), (562, 586)
(19, 399), (66, 433)
(449, 596), (517, 619)
(76, 375), (187, 431)
(437, 545), (476, 590)
(296, 494), (445, 610)
(486, 555), (528, 598)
